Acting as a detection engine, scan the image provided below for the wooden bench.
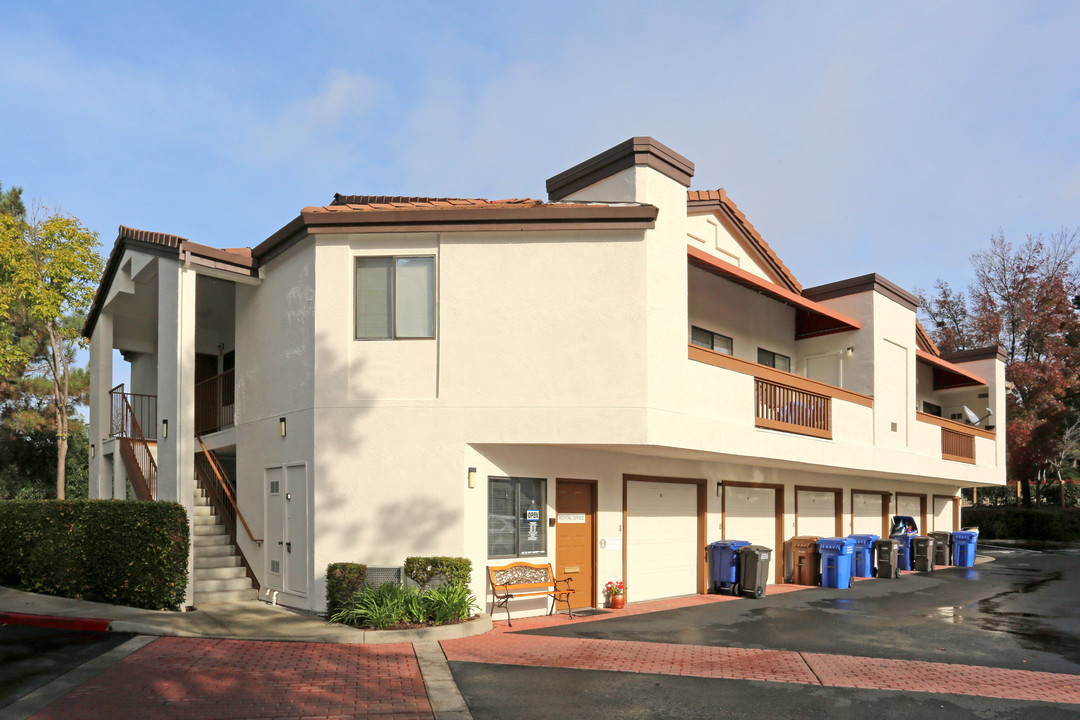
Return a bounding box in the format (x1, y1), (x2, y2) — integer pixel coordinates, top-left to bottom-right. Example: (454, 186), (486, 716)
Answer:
(487, 561), (574, 626)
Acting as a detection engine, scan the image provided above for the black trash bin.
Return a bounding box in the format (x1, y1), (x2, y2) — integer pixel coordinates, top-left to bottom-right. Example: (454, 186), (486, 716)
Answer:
(734, 545), (772, 599)
(911, 536), (935, 572)
(873, 537), (901, 579)
(928, 531), (951, 566)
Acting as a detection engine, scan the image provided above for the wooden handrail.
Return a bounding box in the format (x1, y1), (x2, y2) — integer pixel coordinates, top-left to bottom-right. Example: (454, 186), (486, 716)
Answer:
(196, 436), (262, 545)
(119, 393), (157, 500)
(689, 344), (874, 408)
(754, 377), (832, 439)
(915, 411), (995, 439)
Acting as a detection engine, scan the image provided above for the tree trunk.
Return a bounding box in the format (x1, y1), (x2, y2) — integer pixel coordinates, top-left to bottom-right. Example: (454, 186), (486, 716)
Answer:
(1020, 476), (1031, 507)
(56, 434), (67, 500)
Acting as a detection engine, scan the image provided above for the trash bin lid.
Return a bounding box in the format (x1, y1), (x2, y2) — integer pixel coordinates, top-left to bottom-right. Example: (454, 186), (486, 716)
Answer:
(848, 534), (881, 544)
(737, 544), (773, 555)
(817, 537), (855, 551)
(951, 530), (978, 541)
(709, 539), (751, 549)
(890, 515), (919, 536)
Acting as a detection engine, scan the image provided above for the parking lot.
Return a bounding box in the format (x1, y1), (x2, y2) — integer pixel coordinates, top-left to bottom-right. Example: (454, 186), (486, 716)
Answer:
(448, 545), (1080, 719)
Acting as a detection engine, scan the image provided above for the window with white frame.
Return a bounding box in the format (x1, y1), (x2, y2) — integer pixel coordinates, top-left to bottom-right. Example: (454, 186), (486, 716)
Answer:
(488, 476), (546, 558)
(355, 256), (435, 339)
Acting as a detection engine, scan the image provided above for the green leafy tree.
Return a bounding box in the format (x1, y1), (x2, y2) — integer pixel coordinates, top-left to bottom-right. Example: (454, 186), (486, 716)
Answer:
(0, 207), (102, 499)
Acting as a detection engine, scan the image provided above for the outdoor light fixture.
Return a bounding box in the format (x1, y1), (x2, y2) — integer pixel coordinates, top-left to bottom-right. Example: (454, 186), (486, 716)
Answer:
(161, 419), (168, 439)
(468, 467), (477, 489)
(844, 346), (855, 358)
(90, 444), (95, 459)
(279, 417), (287, 437)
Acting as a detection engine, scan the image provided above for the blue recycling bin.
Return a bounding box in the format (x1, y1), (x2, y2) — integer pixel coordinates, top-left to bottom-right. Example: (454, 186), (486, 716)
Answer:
(951, 530), (978, 567)
(848, 534), (880, 578)
(890, 516), (919, 572)
(710, 540), (750, 594)
(817, 537), (856, 589)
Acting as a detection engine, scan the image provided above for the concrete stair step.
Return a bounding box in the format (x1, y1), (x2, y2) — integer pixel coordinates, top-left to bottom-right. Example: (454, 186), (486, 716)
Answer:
(192, 514), (218, 526)
(194, 554), (242, 568)
(193, 523), (227, 536)
(194, 588), (257, 606)
(194, 566), (249, 581)
(193, 539), (236, 556)
(191, 505), (214, 517)
(193, 533), (232, 548)
(195, 576), (253, 593)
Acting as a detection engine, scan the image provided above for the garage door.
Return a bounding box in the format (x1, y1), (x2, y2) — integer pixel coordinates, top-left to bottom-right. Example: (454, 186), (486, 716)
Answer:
(852, 492), (884, 535)
(897, 494), (922, 530)
(724, 485), (778, 585)
(933, 496), (954, 532)
(796, 490), (837, 537)
(626, 481), (699, 602)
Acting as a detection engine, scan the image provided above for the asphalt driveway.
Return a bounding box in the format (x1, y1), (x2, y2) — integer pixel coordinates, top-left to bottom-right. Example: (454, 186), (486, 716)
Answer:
(520, 546), (1080, 674)
(448, 545), (1080, 719)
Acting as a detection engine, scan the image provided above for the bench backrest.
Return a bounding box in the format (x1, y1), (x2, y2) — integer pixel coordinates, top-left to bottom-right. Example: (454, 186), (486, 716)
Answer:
(489, 562), (554, 591)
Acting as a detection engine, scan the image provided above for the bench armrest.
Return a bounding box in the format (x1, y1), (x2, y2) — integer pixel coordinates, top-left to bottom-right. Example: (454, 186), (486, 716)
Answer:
(553, 576), (574, 591)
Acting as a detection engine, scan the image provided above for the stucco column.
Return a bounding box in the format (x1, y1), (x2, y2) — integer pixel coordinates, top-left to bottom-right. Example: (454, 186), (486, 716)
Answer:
(88, 312), (114, 499)
(156, 257), (197, 607)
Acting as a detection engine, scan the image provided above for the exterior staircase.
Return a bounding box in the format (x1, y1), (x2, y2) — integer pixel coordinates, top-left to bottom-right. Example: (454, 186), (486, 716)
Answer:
(192, 488), (258, 605)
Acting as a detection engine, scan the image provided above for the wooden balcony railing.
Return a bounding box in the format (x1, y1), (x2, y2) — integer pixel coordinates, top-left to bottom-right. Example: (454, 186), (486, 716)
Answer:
(915, 412), (991, 464)
(195, 369), (235, 435)
(941, 427), (976, 464)
(755, 377), (832, 439)
(109, 384), (157, 500)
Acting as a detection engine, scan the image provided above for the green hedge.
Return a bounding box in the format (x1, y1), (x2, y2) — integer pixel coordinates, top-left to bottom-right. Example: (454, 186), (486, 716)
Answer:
(325, 562), (368, 617)
(404, 556), (472, 590)
(0, 499), (189, 610)
(961, 507), (1080, 541)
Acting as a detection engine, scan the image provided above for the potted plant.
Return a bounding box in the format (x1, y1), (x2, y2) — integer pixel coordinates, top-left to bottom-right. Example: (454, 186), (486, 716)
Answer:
(604, 580), (625, 609)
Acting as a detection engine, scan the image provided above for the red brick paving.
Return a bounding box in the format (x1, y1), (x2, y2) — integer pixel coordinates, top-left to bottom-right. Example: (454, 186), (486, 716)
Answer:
(445, 587), (1080, 706)
(30, 637), (432, 720)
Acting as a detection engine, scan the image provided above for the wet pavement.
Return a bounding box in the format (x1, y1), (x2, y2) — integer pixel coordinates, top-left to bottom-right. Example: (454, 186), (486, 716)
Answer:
(518, 546), (1080, 674)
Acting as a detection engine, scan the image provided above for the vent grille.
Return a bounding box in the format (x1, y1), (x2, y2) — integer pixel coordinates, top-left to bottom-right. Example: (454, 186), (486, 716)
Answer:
(270, 560), (280, 574)
(366, 566), (404, 587)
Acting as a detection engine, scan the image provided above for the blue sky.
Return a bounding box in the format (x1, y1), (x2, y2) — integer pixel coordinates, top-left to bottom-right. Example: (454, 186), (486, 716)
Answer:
(2, 1), (1078, 296)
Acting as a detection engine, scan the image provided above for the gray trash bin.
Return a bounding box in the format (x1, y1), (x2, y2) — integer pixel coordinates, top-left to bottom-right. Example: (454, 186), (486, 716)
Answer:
(873, 538), (901, 579)
(734, 545), (772, 599)
(928, 531), (951, 566)
(912, 536), (935, 572)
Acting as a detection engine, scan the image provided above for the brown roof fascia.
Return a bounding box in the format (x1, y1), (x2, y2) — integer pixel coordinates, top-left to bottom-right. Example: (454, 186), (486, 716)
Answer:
(686, 189), (802, 294)
(803, 273), (919, 311)
(252, 205), (658, 264)
(546, 137), (695, 201)
(941, 345), (1008, 363)
(181, 240), (256, 270)
(915, 320), (940, 356)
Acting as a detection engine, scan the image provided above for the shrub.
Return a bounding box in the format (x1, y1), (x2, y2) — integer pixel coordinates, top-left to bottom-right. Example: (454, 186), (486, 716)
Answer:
(325, 562), (368, 617)
(330, 581), (477, 630)
(0, 499), (188, 610)
(403, 556), (472, 590)
(961, 507), (1080, 541)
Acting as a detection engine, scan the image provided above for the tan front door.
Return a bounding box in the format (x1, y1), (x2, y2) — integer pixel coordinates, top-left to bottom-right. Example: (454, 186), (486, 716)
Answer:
(556, 480), (596, 609)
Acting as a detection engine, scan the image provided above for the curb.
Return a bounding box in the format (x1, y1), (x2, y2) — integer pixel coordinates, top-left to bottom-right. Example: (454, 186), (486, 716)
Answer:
(0, 611), (112, 633)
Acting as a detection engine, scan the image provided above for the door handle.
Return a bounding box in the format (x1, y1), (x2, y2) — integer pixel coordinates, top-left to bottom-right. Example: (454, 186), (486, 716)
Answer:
(277, 541), (283, 546)
(286, 541), (292, 553)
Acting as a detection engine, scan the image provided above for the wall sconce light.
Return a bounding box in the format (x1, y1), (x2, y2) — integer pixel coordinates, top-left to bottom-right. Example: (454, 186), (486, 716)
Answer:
(716, 481), (723, 497)
(279, 417), (287, 438)
(468, 467), (477, 489)
(90, 444), (96, 459)
(844, 346), (855, 358)
(161, 419), (168, 439)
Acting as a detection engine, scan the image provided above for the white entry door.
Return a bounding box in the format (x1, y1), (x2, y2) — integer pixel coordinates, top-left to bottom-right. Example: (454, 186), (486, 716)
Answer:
(265, 464), (309, 597)
(626, 480), (699, 602)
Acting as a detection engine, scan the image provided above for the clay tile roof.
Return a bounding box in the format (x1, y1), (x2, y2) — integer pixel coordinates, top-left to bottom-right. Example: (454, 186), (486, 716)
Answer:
(915, 320), (940, 356)
(687, 189), (801, 294)
(325, 194), (548, 211)
(117, 224), (189, 248)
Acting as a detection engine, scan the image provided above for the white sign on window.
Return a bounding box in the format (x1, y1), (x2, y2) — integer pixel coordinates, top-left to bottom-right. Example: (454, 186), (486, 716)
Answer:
(558, 513), (586, 524)
(526, 509), (540, 521)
